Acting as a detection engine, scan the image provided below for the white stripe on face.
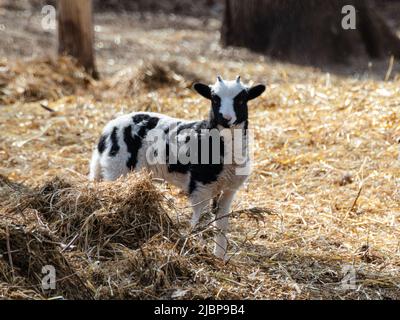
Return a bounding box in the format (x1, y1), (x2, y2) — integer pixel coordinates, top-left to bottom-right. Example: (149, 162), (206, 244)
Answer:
(211, 80), (246, 126)
(220, 97), (235, 123)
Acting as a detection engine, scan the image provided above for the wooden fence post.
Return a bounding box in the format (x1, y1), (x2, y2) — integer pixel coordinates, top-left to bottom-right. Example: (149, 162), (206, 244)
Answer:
(58, 0), (98, 78)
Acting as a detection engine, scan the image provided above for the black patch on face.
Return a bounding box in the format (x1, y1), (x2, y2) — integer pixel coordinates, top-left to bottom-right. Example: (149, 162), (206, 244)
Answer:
(97, 134), (107, 154)
(233, 90), (249, 124)
(209, 93), (228, 128)
(209, 90), (249, 128)
(109, 127), (120, 157)
(124, 115), (159, 170)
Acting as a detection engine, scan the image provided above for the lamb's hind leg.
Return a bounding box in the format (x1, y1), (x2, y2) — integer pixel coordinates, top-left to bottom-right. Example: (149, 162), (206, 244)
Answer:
(213, 190), (236, 260)
(100, 151), (131, 181)
(90, 153), (126, 182)
(89, 150), (102, 181)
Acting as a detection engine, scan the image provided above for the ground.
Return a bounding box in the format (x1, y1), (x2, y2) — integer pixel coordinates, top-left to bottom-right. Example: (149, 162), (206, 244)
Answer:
(0, 2), (400, 300)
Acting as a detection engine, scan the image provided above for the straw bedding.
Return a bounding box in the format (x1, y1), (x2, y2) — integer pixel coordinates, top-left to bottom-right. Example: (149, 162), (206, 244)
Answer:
(0, 54), (400, 299)
(0, 172), (233, 299)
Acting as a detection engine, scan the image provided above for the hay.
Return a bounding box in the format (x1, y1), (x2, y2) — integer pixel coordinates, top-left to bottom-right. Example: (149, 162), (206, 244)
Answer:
(0, 56), (93, 105)
(34, 173), (174, 255)
(97, 60), (206, 101)
(1, 172), (176, 254)
(86, 239), (195, 299)
(0, 172), (179, 299)
(1, 172), (287, 299)
(1, 41), (400, 299)
(0, 220), (91, 299)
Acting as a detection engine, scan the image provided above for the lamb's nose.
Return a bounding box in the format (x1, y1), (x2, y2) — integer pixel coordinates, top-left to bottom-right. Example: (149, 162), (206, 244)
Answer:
(222, 114), (232, 121)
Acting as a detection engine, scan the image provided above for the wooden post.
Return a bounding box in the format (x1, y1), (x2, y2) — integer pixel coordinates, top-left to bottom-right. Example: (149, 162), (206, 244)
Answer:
(58, 0), (98, 78)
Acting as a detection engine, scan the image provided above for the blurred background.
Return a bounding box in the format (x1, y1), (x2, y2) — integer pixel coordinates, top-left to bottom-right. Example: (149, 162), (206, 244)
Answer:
(1, 0), (400, 79)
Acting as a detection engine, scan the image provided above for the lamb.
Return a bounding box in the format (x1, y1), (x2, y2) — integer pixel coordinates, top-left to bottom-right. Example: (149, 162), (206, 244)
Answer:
(89, 76), (266, 259)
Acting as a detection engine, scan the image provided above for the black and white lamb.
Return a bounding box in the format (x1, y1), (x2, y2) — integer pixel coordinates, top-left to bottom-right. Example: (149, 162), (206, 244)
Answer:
(89, 76), (266, 259)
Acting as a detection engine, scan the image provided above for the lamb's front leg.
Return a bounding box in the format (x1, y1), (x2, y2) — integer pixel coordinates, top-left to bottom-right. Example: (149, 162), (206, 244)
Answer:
(189, 189), (213, 228)
(213, 190), (236, 260)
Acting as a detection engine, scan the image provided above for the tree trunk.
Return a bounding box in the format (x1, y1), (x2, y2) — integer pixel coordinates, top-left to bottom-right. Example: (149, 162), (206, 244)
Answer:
(221, 0), (400, 65)
(58, 0), (98, 78)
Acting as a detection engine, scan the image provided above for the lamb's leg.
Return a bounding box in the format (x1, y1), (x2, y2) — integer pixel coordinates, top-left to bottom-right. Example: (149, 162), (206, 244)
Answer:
(101, 155), (130, 181)
(211, 193), (222, 215)
(214, 190), (236, 260)
(189, 189), (213, 228)
(88, 150), (102, 181)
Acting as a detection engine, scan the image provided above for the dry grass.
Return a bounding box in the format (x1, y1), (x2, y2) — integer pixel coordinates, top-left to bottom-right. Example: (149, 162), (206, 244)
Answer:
(0, 172), (290, 299)
(0, 56), (93, 105)
(0, 49), (400, 299)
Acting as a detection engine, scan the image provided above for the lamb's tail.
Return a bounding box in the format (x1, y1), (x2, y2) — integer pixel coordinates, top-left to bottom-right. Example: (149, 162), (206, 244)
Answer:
(88, 150), (102, 181)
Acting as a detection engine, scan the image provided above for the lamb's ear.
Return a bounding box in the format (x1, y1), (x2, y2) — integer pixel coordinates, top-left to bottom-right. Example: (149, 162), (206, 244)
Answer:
(193, 83), (212, 100)
(248, 84), (266, 101)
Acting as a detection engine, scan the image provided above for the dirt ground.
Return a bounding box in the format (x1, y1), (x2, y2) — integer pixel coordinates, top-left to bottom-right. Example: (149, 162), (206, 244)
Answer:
(1, 1), (400, 300)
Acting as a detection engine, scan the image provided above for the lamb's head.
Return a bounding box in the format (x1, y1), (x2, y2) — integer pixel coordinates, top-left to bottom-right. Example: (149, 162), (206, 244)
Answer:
(193, 76), (266, 128)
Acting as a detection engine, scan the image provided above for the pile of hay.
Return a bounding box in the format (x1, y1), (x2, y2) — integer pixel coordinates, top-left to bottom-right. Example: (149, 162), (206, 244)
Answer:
(1, 172), (272, 299)
(29, 174), (175, 254)
(0, 56), (93, 105)
(99, 60), (206, 101)
(1, 173), (174, 298)
(0, 57), (205, 104)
